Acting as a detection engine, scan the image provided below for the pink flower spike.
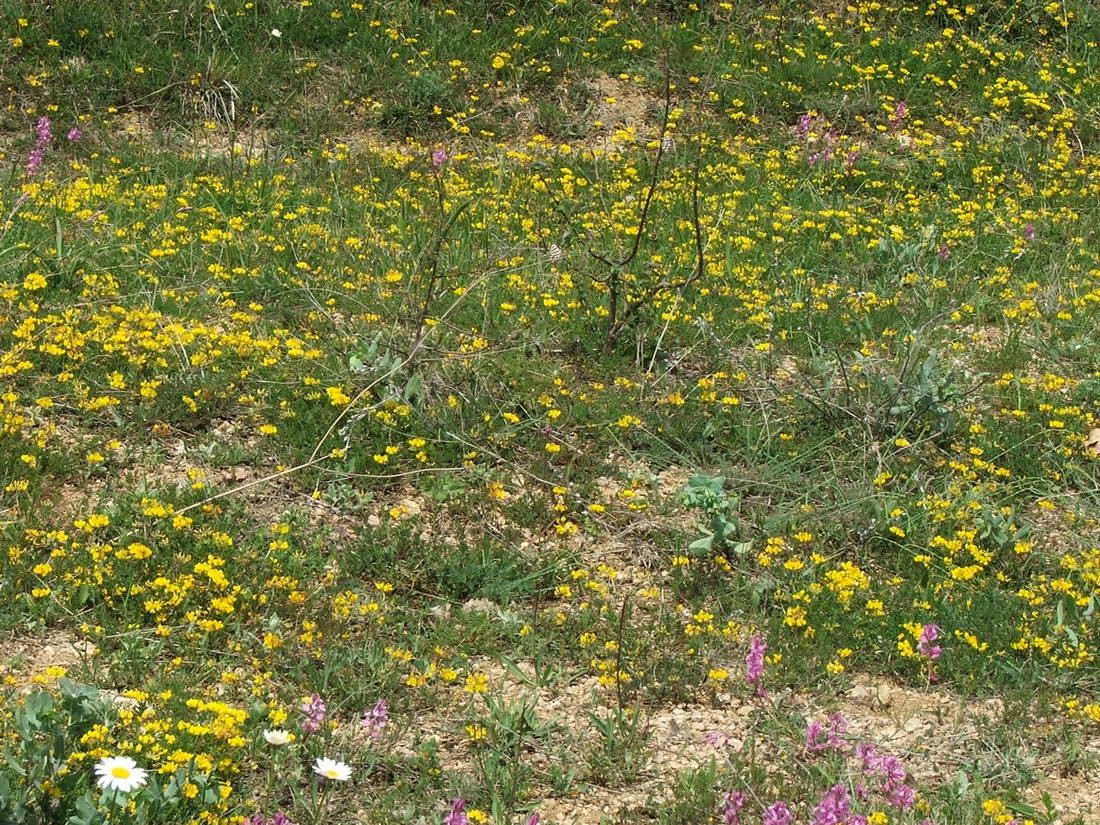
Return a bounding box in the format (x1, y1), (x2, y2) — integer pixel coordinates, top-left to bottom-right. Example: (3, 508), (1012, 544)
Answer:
(705, 730), (735, 748)
(763, 802), (792, 825)
(443, 798), (467, 825)
(745, 635), (767, 697)
(301, 693), (327, 734)
(361, 697), (389, 740)
(722, 791), (745, 825)
(35, 116), (51, 144)
(917, 624), (941, 661)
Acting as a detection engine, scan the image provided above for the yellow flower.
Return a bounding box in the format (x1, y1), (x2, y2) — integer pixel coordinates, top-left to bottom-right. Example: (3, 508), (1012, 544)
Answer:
(464, 673), (489, 693)
(464, 724), (488, 742)
(326, 386), (351, 406)
(22, 272), (47, 291)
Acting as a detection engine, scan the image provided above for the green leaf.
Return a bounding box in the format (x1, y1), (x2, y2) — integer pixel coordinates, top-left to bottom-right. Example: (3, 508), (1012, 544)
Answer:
(66, 792), (98, 825)
(21, 691), (54, 728)
(1042, 791), (1056, 816)
(4, 747), (28, 777)
(729, 541), (753, 556)
(952, 768), (969, 794)
(688, 535), (713, 555)
(1005, 801), (1040, 818)
(403, 373), (423, 401)
(715, 519), (738, 541)
(687, 474), (725, 493)
(59, 679), (99, 702)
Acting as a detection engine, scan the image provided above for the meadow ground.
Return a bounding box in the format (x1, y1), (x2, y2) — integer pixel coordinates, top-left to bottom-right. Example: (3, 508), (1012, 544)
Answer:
(1, 1), (1100, 823)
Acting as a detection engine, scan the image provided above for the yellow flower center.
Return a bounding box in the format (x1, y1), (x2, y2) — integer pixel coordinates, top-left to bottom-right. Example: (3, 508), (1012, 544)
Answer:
(111, 766), (131, 779)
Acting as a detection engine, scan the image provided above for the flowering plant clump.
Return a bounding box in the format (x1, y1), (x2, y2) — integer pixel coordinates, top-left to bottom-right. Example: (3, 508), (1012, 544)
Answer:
(361, 698), (389, 740)
(805, 713), (848, 754)
(301, 694), (327, 735)
(444, 798), (468, 825)
(745, 635), (768, 697)
(0, 0), (1098, 822)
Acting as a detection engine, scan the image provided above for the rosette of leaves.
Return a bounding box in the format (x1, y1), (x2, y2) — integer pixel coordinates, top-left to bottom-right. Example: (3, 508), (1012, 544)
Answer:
(681, 475), (751, 557)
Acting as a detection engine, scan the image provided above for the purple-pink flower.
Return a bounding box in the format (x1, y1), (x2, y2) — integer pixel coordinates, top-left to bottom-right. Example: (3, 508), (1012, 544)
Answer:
(35, 116), (51, 144)
(917, 624), (941, 661)
(361, 698), (389, 740)
(25, 146), (45, 177)
(813, 784), (857, 825)
(857, 742), (916, 810)
(25, 116), (52, 176)
(66, 127), (82, 141)
(722, 790), (746, 825)
(795, 113), (814, 139)
(855, 742), (879, 770)
(878, 755), (906, 786)
(745, 635), (767, 696)
(806, 713), (848, 753)
(806, 719), (827, 751)
(443, 798), (467, 825)
(889, 100), (908, 129)
(246, 815), (293, 825)
(763, 802), (793, 825)
(704, 730), (736, 748)
(828, 712), (848, 744)
(887, 782), (915, 810)
(301, 693), (327, 735)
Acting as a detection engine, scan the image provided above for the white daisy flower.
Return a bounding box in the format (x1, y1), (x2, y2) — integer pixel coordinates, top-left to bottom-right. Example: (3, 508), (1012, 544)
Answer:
(94, 756), (149, 793)
(313, 756), (352, 781)
(263, 729), (295, 746)
(271, 29), (282, 38)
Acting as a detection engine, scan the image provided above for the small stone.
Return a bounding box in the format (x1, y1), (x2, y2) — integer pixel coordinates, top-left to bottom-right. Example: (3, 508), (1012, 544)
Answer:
(462, 598), (497, 615)
(848, 683), (873, 701)
(875, 683), (893, 707)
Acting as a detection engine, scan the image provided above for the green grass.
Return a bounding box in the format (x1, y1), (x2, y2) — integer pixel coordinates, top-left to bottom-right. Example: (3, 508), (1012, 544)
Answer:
(1, 0), (1100, 823)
